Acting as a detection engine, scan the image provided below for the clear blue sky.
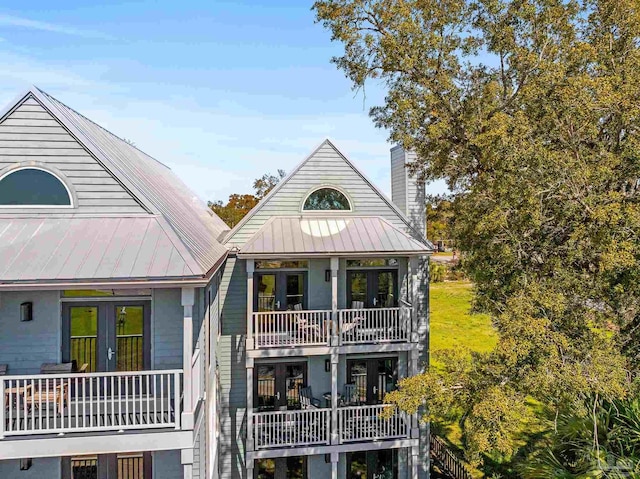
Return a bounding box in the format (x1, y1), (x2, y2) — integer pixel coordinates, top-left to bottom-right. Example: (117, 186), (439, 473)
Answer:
(0, 1), (446, 202)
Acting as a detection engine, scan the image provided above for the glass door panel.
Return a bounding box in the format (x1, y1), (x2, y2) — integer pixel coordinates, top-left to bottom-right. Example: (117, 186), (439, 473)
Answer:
(285, 364), (305, 409)
(285, 456), (307, 479)
(347, 360), (368, 404)
(70, 456), (98, 479)
(285, 273), (304, 310)
(349, 272), (367, 308)
(255, 362), (307, 411)
(115, 306), (144, 372)
(256, 365), (276, 411)
(255, 457), (307, 479)
(348, 358), (397, 405)
(375, 272), (396, 308)
(347, 451), (397, 479)
(371, 450), (397, 479)
(376, 358), (396, 403)
(257, 274), (277, 311)
(70, 307), (98, 372)
(348, 451), (367, 479)
(256, 458), (276, 479)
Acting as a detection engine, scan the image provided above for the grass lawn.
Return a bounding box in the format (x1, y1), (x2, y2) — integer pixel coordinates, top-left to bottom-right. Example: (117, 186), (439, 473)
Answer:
(430, 281), (497, 354)
(428, 281), (498, 477)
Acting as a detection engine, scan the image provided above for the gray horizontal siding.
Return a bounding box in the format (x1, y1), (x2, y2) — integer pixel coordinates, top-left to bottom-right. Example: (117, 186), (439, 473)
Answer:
(0, 291), (60, 375)
(228, 142), (412, 246)
(218, 257), (248, 479)
(153, 288), (184, 370)
(0, 100), (146, 215)
(390, 146), (407, 215)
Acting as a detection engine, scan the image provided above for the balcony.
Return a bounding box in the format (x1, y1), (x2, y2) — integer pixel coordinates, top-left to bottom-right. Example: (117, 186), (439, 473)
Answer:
(252, 405), (409, 450)
(252, 302), (412, 349)
(1, 370), (182, 438)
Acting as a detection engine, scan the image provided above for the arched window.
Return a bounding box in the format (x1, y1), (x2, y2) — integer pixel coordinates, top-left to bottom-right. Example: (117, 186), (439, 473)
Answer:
(0, 168), (72, 206)
(303, 187), (351, 211)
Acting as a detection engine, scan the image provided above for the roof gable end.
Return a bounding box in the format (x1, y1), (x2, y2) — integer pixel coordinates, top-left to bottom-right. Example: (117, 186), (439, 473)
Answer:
(224, 139), (431, 248)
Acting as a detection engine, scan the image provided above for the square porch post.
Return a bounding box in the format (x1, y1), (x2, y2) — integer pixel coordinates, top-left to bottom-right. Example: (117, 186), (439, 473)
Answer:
(246, 259), (255, 350)
(182, 287), (195, 430)
(330, 257), (339, 346)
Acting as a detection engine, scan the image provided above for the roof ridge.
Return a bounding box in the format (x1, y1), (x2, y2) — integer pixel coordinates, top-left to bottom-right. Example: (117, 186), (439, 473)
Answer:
(35, 87), (171, 170)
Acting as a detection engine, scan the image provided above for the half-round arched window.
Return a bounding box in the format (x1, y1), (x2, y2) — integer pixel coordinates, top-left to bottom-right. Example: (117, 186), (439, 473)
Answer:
(0, 168), (73, 207)
(302, 187), (352, 211)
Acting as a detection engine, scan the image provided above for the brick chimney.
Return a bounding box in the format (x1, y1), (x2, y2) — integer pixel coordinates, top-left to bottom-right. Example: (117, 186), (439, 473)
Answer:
(390, 146), (426, 238)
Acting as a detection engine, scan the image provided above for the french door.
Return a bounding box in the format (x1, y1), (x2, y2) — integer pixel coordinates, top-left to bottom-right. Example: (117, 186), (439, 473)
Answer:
(347, 270), (398, 309)
(255, 456), (307, 479)
(63, 453), (151, 479)
(347, 449), (397, 479)
(347, 358), (397, 405)
(255, 272), (307, 311)
(255, 361), (307, 411)
(62, 302), (150, 373)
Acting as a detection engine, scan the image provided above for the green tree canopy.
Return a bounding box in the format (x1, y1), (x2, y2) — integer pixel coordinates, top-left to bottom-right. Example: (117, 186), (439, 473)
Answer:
(315, 0), (640, 469)
(209, 169), (286, 228)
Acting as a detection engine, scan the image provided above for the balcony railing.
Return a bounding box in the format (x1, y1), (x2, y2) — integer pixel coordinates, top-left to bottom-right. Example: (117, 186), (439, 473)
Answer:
(339, 307), (410, 344)
(253, 310), (331, 348)
(252, 304), (411, 349)
(253, 408), (331, 449)
(252, 405), (409, 449)
(1, 370), (182, 438)
(339, 404), (409, 442)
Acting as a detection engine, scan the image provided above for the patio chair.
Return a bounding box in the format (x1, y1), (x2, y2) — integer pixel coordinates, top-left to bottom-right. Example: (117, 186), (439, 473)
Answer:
(299, 386), (321, 409)
(342, 383), (358, 406)
(29, 363), (74, 413)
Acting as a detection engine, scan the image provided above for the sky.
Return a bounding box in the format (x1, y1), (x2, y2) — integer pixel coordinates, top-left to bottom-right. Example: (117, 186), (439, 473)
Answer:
(0, 1), (447, 203)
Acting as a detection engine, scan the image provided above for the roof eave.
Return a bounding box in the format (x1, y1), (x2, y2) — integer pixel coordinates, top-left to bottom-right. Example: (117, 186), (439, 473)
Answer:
(237, 251), (433, 259)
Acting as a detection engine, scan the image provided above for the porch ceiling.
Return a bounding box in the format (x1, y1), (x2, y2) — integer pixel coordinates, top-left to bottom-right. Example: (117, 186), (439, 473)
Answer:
(0, 216), (203, 282)
(238, 216), (433, 257)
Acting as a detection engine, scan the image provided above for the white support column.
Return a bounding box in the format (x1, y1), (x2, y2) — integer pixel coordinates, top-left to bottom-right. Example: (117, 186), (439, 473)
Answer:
(409, 256), (420, 344)
(181, 448), (194, 479)
(330, 257), (339, 346)
(246, 357), (255, 452)
(331, 452), (339, 479)
(182, 287), (195, 430)
(246, 259), (255, 350)
(330, 350), (339, 445)
(411, 445), (419, 479)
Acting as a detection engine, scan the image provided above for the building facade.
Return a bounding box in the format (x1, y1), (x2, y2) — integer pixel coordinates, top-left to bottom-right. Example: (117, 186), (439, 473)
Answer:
(0, 88), (432, 479)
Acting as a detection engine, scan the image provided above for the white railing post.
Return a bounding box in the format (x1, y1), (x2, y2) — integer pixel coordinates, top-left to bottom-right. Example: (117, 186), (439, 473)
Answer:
(330, 351), (339, 445)
(330, 257), (339, 346)
(174, 371), (182, 431)
(246, 259), (255, 350)
(0, 378), (4, 439)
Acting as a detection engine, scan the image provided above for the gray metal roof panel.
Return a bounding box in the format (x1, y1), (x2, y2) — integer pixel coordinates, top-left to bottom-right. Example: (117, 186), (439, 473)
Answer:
(26, 88), (229, 275)
(0, 217), (201, 282)
(239, 216), (433, 256)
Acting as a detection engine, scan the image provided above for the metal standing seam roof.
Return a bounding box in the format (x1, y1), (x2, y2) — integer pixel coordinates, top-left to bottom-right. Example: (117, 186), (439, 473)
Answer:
(2, 87), (230, 280)
(0, 217), (199, 282)
(239, 216), (433, 256)
(223, 138), (435, 250)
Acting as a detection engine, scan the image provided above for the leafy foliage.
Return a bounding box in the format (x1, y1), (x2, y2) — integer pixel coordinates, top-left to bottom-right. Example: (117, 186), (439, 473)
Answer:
(315, 0), (640, 471)
(522, 396), (640, 478)
(427, 194), (455, 242)
(209, 170), (286, 228)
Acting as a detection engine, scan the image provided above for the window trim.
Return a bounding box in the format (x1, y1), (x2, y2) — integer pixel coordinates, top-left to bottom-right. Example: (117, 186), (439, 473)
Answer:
(0, 165), (75, 209)
(300, 185), (353, 213)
